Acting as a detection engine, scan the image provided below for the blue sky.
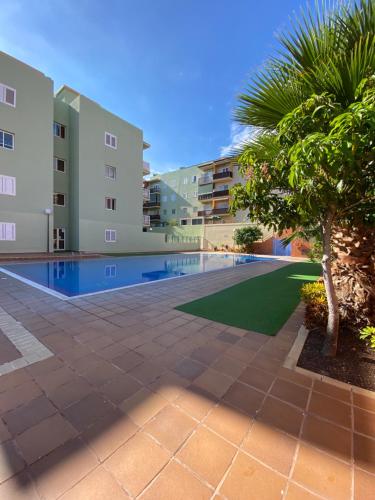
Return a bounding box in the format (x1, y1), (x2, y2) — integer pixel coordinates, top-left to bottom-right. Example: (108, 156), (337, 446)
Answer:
(1, 0), (311, 172)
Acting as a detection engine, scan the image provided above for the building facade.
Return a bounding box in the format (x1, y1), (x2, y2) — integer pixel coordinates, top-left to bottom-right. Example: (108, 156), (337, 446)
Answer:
(0, 51), (150, 253)
(143, 157), (248, 228)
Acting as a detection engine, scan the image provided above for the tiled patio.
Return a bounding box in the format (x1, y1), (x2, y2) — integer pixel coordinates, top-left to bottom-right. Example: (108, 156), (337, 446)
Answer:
(0, 259), (374, 499)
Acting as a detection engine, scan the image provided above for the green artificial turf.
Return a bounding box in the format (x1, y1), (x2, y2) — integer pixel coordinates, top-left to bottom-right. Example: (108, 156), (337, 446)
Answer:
(176, 262), (322, 336)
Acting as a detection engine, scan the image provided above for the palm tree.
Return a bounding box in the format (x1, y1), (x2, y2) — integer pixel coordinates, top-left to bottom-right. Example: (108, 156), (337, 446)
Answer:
(232, 0), (375, 355)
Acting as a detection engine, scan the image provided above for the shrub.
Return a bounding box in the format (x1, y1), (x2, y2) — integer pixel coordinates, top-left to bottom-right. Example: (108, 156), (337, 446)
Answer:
(301, 281), (328, 330)
(233, 226), (263, 252)
(359, 326), (375, 350)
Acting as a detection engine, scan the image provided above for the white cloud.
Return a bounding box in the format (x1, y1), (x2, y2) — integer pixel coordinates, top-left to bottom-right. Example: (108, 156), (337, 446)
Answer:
(220, 124), (256, 157)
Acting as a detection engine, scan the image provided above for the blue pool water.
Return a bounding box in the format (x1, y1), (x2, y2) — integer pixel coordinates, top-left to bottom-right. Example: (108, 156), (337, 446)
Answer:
(1, 253), (272, 298)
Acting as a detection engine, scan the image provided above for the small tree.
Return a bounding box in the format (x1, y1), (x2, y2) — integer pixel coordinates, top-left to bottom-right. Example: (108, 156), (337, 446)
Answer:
(233, 226), (263, 252)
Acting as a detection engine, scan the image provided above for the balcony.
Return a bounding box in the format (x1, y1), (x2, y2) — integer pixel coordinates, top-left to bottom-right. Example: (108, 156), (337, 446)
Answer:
(198, 192), (213, 201)
(143, 161), (150, 175)
(143, 198), (160, 208)
(143, 215), (150, 226)
(213, 170), (232, 181)
(213, 189), (229, 198)
(150, 214), (161, 222)
(143, 188), (150, 201)
(198, 207), (229, 217)
(198, 174), (213, 185)
(150, 185), (160, 193)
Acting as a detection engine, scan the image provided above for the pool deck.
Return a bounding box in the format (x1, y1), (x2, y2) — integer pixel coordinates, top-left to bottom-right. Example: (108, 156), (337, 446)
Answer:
(0, 258), (373, 499)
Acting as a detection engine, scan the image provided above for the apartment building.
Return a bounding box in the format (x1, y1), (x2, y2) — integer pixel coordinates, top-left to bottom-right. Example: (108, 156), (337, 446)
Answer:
(0, 51), (150, 253)
(143, 157), (247, 227)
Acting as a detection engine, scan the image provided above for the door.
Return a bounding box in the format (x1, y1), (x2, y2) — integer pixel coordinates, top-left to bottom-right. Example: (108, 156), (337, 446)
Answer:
(272, 238), (291, 256)
(53, 228), (65, 251)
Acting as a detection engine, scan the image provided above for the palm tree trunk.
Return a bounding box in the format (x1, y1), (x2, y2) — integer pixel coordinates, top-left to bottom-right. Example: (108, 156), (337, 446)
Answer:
(321, 210), (340, 356)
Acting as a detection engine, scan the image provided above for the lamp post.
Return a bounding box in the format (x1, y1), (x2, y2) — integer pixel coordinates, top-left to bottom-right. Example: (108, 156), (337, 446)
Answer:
(44, 208), (52, 253)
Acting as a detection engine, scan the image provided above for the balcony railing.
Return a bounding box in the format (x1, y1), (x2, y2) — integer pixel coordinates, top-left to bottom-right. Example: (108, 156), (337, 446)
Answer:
(197, 207), (229, 217)
(213, 170), (232, 181)
(143, 215), (150, 226)
(143, 161), (150, 175)
(143, 188), (150, 200)
(150, 214), (161, 221)
(143, 198), (160, 208)
(198, 192), (213, 201)
(150, 185), (160, 193)
(213, 189), (229, 198)
(198, 174), (213, 185)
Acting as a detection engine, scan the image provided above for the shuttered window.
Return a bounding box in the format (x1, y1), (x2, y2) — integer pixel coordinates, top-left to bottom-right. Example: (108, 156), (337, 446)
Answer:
(0, 175), (16, 195)
(0, 223), (16, 241)
(0, 83), (16, 107)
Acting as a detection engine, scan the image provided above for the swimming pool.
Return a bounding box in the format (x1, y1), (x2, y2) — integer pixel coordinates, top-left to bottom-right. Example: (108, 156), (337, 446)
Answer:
(0, 253), (273, 299)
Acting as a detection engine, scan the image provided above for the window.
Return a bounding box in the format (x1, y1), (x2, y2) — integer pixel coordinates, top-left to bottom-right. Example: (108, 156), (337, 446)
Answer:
(53, 122), (66, 139)
(0, 175), (16, 196)
(53, 157), (66, 173)
(0, 129), (14, 150)
(0, 222), (16, 241)
(180, 219), (188, 226)
(105, 132), (117, 149)
(170, 194), (176, 201)
(191, 175), (197, 183)
(53, 193), (66, 206)
(53, 228), (66, 251)
(105, 165), (116, 180)
(163, 209), (167, 215)
(162, 195), (167, 202)
(0, 83), (16, 107)
(171, 208), (176, 215)
(192, 218), (203, 225)
(181, 207), (188, 215)
(105, 197), (116, 211)
(105, 264), (117, 278)
(105, 229), (116, 242)
(183, 177), (188, 185)
(193, 206), (198, 213)
(183, 193), (189, 199)
(193, 191), (197, 198)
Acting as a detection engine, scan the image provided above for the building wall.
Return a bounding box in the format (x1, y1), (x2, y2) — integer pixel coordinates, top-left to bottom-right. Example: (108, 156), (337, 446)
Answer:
(0, 52), (54, 253)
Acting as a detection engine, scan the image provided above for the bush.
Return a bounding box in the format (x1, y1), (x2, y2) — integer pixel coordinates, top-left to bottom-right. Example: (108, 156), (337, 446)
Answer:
(301, 281), (328, 330)
(359, 326), (375, 350)
(233, 226), (263, 252)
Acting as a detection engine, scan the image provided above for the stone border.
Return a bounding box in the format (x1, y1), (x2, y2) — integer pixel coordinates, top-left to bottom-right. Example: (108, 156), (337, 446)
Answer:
(284, 324), (375, 399)
(0, 306), (53, 376)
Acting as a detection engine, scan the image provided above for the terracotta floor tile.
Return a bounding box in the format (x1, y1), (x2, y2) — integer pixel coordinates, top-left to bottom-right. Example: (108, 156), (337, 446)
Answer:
(83, 409), (138, 461)
(177, 426), (236, 487)
(144, 405), (196, 452)
(354, 433), (375, 474)
(30, 438), (98, 500)
(0, 471), (39, 500)
(292, 444), (352, 499)
(119, 388), (168, 426)
(251, 354), (282, 374)
(194, 369), (234, 398)
(140, 459), (212, 500)
(148, 370), (189, 402)
(104, 431), (171, 497)
(353, 392), (375, 412)
(312, 380), (351, 403)
(0, 419), (10, 443)
(354, 467), (375, 500)
(48, 377), (92, 409)
(81, 362), (121, 386)
(0, 440), (25, 483)
(308, 391), (351, 428)
(135, 341), (166, 358)
(354, 407), (375, 438)
(285, 482), (321, 499)
(204, 402), (252, 446)
(173, 358), (206, 381)
(302, 414), (351, 462)
(0, 368), (32, 394)
(35, 366), (76, 393)
(3, 395), (56, 435)
(243, 421), (297, 475)
(211, 355), (246, 379)
(223, 381), (264, 417)
(258, 396), (304, 438)
(190, 345), (221, 365)
(239, 366), (275, 392)
(0, 381), (42, 413)
(175, 386), (217, 420)
(15, 413), (77, 464)
(63, 393), (113, 432)
(60, 465), (129, 499)
(277, 367), (313, 388)
(128, 360), (165, 385)
(219, 451), (287, 500)
(216, 331), (239, 344)
(100, 373), (142, 404)
(112, 351), (144, 372)
(270, 378), (310, 409)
